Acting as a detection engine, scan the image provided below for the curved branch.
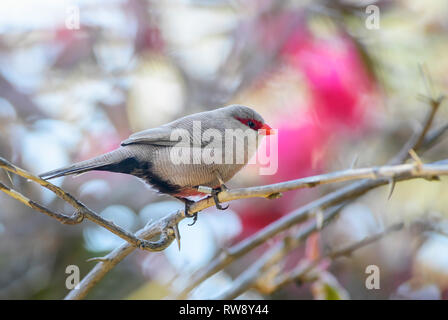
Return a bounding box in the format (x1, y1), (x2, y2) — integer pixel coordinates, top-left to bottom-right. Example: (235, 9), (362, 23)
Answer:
(64, 211), (181, 299)
(0, 157), (177, 251)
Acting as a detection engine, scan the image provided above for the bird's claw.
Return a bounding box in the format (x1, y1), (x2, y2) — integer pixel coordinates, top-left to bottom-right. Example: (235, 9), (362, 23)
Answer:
(187, 213), (198, 226)
(181, 182), (228, 226)
(212, 187), (229, 211)
(183, 199), (198, 226)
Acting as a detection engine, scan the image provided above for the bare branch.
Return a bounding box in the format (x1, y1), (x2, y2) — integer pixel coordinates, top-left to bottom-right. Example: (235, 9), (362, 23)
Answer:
(388, 95), (444, 165)
(217, 222), (404, 299)
(64, 211), (182, 299)
(213, 204), (347, 300)
(269, 222), (405, 293)
(0, 157), (177, 251)
(0, 181), (83, 224)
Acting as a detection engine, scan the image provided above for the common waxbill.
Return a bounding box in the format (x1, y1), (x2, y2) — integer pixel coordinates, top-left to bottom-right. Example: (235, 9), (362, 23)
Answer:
(40, 105), (273, 224)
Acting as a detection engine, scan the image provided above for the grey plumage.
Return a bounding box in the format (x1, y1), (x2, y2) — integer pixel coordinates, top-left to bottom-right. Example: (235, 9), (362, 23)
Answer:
(40, 105), (270, 198)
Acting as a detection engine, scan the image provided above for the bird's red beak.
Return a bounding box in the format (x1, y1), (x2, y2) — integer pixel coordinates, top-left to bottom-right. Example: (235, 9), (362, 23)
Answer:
(259, 123), (274, 135)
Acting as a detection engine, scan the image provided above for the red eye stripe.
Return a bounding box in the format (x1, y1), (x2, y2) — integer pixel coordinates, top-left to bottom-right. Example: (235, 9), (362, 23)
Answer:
(235, 117), (264, 130)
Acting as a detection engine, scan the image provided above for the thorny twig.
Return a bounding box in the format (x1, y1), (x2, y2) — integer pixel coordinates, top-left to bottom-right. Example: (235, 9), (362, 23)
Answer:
(266, 222), (405, 295)
(0, 157), (178, 251)
(213, 204), (348, 300)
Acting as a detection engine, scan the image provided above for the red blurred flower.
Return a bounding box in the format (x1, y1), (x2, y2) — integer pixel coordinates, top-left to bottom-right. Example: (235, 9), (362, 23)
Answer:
(235, 16), (378, 241)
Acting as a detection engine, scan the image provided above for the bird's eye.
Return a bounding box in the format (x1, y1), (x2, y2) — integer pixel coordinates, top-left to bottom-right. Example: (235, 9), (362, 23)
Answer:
(235, 117), (259, 130)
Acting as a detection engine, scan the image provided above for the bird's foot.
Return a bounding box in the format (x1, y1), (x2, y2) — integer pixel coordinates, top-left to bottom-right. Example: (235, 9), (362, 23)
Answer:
(182, 199), (198, 226)
(212, 186), (229, 211)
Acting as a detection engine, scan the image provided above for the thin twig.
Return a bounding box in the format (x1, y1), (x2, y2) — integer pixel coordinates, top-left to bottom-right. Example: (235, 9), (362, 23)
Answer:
(270, 222), (404, 293)
(0, 157), (176, 251)
(217, 222), (403, 299)
(64, 212), (181, 299)
(213, 204), (347, 300)
(389, 95), (444, 165)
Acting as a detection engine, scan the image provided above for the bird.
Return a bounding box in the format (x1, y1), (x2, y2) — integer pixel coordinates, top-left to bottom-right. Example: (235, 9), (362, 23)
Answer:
(40, 105), (274, 225)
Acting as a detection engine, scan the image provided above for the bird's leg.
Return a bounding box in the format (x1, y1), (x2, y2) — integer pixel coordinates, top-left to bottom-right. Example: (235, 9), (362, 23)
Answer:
(212, 171), (229, 211)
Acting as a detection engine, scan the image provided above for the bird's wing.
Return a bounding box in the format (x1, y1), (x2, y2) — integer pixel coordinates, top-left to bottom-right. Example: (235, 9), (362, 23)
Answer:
(121, 126), (179, 146)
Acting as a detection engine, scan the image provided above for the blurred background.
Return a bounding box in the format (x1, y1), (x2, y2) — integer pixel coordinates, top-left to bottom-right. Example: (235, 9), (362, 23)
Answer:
(1, 0), (448, 299)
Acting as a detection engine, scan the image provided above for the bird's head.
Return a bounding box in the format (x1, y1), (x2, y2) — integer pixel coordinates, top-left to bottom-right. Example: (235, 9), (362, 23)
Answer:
(221, 104), (274, 136)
